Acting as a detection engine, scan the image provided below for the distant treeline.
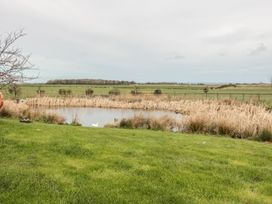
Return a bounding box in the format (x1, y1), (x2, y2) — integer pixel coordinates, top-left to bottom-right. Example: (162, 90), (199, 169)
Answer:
(45, 79), (270, 86)
(214, 83), (237, 89)
(46, 79), (136, 85)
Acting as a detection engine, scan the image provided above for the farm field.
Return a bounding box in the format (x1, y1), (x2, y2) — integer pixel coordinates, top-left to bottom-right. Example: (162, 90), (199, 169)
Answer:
(2, 83), (271, 107)
(0, 119), (271, 204)
(2, 83), (272, 100)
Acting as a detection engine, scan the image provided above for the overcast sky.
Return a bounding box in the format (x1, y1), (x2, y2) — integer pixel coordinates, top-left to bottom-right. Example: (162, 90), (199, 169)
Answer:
(1, 0), (272, 83)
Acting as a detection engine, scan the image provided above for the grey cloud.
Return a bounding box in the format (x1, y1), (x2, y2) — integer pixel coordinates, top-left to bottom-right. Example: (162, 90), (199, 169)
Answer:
(249, 43), (268, 56)
(1, 0), (272, 83)
(167, 54), (186, 60)
(172, 55), (185, 60)
(218, 52), (226, 57)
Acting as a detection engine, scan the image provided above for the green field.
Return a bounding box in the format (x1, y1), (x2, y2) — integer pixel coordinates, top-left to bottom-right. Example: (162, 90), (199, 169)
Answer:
(1, 83), (272, 98)
(0, 119), (271, 203)
(2, 83), (271, 106)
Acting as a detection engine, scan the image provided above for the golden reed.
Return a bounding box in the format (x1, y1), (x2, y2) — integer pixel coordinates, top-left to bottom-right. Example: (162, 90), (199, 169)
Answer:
(3, 95), (272, 140)
(0, 100), (64, 124)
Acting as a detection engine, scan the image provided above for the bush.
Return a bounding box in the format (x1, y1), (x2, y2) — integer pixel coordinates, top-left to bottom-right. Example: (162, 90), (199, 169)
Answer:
(259, 130), (272, 142)
(66, 89), (72, 96)
(117, 115), (177, 131)
(38, 113), (65, 125)
(119, 118), (133, 129)
(8, 84), (21, 99)
(131, 90), (141, 95)
(154, 89), (162, 95)
(58, 89), (72, 96)
(59, 89), (65, 96)
(85, 88), (94, 97)
(109, 89), (120, 95)
(36, 89), (45, 96)
(0, 106), (13, 118)
(186, 117), (206, 133)
(203, 87), (209, 94)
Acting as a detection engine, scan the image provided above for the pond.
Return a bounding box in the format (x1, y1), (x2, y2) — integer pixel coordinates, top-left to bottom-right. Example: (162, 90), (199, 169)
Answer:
(45, 107), (182, 127)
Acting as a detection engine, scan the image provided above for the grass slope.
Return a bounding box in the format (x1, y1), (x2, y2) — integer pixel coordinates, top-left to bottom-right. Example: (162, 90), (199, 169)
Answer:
(0, 119), (272, 204)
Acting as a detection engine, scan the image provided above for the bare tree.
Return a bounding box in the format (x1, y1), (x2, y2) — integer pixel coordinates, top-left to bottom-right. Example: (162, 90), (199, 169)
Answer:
(0, 30), (35, 88)
(203, 86), (209, 98)
(8, 83), (21, 100)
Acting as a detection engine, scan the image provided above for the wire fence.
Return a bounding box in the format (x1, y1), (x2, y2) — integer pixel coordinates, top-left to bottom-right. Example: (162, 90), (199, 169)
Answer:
(169, 92), (272, 102)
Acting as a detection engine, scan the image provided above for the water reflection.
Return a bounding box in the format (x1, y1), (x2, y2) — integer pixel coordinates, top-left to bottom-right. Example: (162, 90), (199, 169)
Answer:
(46, 107), (182, 127)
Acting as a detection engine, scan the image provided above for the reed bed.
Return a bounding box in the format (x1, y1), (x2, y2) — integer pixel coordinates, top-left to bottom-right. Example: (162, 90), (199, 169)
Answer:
(106, 114), (180, 132)
(16, 96), (272, 141)
(0, 100), (65, 124)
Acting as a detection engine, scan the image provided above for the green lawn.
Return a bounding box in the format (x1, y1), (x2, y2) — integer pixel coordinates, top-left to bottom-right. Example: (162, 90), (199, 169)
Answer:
(0, 119), (271, 203)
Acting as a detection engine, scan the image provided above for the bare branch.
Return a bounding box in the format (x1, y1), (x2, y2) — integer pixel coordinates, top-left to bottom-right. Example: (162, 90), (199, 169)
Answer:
(0, 30), (37, 88)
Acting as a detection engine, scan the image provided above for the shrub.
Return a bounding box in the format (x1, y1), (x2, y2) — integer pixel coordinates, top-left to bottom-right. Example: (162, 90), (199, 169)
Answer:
(36, 89), (45, 96)
(66, 89), (72, 96)
(117, 115), (177, 131)
(154, 89), (162, 95)
(38, 113), (65, 125)
(131, 90), (141, 95)
(259, 130), (272, 142)
(58, 89), (72, 96)
(203, 87), (209, 94)
(109, 89), (120, 95)
(8, 84), (21, 99)
(0, 106), (13, 118)
(59, 89), (66, 96)
(119, 118), (133, 129)
(85, 88), (94, 97)
(185, 116), (206, 133)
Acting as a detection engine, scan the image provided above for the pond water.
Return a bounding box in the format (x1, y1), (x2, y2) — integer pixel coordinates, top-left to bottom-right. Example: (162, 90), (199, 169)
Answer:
(45, 107), (181, 127)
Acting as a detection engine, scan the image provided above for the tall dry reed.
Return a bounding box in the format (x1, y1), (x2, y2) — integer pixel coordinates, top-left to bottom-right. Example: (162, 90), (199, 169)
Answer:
(0, 100), (65, 124)
(109, 114), (179, 131)
(16, 96), (272, 141)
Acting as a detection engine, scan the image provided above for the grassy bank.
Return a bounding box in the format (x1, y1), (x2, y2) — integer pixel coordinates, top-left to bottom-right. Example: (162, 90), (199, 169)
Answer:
(0, 119), (271, 203)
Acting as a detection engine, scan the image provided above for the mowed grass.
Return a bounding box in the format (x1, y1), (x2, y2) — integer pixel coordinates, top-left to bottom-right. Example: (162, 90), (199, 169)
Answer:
(0, 119), (272, 203)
